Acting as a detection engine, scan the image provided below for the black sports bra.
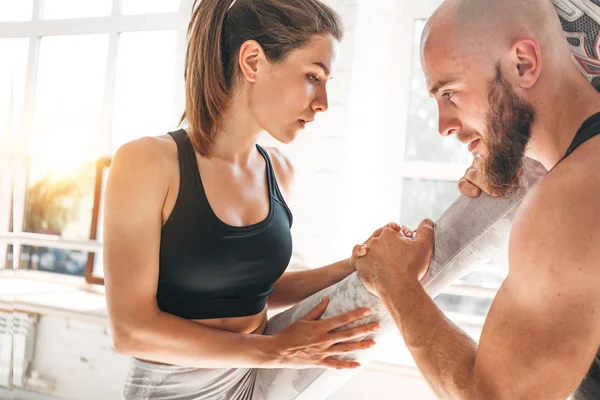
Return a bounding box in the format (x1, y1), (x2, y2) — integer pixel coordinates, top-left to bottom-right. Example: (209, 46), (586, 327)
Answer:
(156, 129), (293, 319)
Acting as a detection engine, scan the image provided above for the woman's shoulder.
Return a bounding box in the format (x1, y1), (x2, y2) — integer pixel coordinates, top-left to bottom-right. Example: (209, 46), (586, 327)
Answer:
(110, 134), (178, 186)
(262, 146), (295, 198)
(114, 134), (177, 166)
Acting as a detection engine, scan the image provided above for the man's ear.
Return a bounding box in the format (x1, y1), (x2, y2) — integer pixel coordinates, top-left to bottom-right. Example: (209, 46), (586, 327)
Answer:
(510, 38), (542, 89)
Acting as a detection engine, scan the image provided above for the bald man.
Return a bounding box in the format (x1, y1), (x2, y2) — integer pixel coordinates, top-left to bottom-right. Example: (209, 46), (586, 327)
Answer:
(355, 1), (600, 399)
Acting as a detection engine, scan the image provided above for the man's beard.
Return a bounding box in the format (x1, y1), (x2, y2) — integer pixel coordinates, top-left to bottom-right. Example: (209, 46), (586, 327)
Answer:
(480, 63), (536, 197)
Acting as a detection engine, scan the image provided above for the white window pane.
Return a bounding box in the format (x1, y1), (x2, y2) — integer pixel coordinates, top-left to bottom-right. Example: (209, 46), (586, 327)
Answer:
(400, 179), (459, 228)
(91, 166), (109, 279)
(20, 160), (97, 276)
(32, 34), (108, 161)
(405, 20), (471, 164)
(0, 158), (12, 228)
(113, 30), (178, 150)
(93, 251), (104, 278)
(0, 1), (33, 22)
(0, 159), (12, 269)
(20, 245), (89, 276)
(24, 161), (96, 241)
(42, 0), (112, 20)
(0, 38), (29, 138)
(436, 292), (494, 318)
(122, 0), (181, 15)
(7, 245), (14, 269)
(462, 270), (504, 288)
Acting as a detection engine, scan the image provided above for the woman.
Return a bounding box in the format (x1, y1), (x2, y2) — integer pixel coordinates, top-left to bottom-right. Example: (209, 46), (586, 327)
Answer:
(103, 0), (391, 398)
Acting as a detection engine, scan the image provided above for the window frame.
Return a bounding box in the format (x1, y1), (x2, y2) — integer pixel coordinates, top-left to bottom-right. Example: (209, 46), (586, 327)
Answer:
(84, 157), (111, 285)
(0, 0), (190, 283)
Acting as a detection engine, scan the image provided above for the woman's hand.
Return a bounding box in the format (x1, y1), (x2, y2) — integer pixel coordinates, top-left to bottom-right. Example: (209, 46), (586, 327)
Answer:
(349, 222), (403, 270)
(356, 219), (435, 297)
(270, 296), (381, 369)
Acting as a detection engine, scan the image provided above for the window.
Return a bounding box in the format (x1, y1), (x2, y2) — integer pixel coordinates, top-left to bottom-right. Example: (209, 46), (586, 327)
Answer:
(122, 0), (182, 15)
(112, 30), (178, 151)
(0, 1), (34, 22)
(1, 0), (186, 279)
(375, 20), (507, 366)
(0, 159), (12, 269)
(0, 36), (28, 270)
(42, 0), (112, 20)
(0, 38), (29, 140)
(19, 160), (96, 276)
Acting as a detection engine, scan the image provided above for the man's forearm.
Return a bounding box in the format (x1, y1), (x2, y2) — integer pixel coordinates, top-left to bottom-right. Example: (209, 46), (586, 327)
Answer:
(268, 259), (354, 309)
(380, 279), (478, 399)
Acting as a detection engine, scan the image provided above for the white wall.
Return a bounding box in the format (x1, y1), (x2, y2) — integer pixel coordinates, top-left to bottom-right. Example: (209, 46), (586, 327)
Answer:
(27, 316), (129, 400)
(265, 0), (443, 269)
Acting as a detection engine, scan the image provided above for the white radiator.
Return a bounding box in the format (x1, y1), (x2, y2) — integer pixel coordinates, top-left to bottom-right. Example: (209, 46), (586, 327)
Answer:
(0, 311), (39, 388)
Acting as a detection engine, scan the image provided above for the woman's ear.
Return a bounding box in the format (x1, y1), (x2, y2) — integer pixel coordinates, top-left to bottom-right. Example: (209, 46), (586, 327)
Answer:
(238, 40), (264, 83)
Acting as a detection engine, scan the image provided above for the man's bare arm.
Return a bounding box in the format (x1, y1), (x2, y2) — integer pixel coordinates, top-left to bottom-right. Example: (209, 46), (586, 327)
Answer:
(359, 170), (600, 399)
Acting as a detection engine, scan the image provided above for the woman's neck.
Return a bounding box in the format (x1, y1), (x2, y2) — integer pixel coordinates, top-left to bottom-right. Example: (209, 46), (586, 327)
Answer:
(209, 92), (263, 165)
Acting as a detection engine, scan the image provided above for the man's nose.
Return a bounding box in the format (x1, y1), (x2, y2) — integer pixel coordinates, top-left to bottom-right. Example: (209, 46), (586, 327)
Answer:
(438, 114), (461, 137)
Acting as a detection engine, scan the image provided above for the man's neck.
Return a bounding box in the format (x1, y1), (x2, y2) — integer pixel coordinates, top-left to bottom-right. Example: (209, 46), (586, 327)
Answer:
(529, 77), (600, 170)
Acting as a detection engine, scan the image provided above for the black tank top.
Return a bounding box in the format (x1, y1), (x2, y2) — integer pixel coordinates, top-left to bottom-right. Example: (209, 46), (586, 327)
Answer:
(556, 112), (600, 400)
(156, 129), (293, 319)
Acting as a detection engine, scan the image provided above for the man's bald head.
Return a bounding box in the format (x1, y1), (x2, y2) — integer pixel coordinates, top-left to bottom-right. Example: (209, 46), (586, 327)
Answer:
(422, 0), (568, 66)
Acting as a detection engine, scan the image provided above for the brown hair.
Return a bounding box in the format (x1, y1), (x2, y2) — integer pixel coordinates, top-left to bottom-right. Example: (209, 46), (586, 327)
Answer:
(180, 0), (343, 157)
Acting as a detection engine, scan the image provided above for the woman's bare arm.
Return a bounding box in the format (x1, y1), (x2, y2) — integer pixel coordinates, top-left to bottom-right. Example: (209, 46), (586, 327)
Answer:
(268, 260), (354, 310)
(103, 138), (279, 368)
(103, 138), (378, 369)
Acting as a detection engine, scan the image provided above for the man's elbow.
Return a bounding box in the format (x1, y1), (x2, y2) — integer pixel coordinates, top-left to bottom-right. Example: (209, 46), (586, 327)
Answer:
(460, 381), (506, 400)
(437, 372), (501, 400)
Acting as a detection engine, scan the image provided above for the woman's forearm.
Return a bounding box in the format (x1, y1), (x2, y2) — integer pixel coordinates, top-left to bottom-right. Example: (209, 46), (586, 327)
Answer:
(268, 259), (354, 309)
(114, 310), (281, 369)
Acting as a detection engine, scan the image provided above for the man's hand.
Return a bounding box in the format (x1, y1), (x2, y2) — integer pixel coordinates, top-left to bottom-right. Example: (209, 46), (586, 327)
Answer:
(349, 222), (402, 270)
(458, 159), (494, 198)
(355, 219), (435, 297)
(459, 158), (523, 198)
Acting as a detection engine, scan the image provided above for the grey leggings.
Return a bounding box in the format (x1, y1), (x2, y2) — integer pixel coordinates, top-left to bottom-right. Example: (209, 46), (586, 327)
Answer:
(123, 358), (257, 400)
(123, 157), (547, 400)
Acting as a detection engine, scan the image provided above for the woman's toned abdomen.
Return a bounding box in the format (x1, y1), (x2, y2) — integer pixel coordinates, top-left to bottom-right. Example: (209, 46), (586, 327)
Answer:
(190, 306), (268, 335)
